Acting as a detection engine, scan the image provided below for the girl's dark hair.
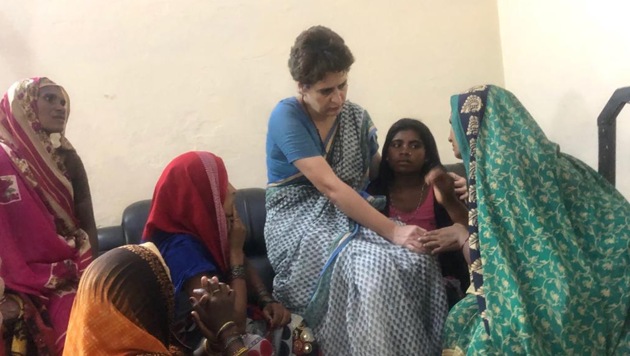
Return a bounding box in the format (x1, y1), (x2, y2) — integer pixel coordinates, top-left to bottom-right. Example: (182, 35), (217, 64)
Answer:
(368, 118), (442, 215)
(288, 26), (355, 85)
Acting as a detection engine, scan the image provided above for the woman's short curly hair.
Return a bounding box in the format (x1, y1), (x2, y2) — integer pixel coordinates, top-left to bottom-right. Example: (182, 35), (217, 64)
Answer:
(288, 26), (355, 85)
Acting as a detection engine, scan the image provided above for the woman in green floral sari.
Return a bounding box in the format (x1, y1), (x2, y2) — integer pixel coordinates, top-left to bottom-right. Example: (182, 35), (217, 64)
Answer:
(440, 85), (630, 355)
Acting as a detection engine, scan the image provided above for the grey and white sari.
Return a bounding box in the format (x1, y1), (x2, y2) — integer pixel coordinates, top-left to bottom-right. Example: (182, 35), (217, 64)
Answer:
(265, 101), (447, 355)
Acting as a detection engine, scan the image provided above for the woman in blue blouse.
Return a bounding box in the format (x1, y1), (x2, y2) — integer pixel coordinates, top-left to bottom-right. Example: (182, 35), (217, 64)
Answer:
(264, 26), (449, 355)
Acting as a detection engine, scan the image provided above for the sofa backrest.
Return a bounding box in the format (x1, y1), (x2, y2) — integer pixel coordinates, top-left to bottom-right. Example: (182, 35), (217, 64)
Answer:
(122, 200), (152, 245)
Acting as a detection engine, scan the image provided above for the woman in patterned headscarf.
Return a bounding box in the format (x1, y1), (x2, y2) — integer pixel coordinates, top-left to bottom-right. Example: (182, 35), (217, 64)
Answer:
(0, 78), (96, 355)
(440, 85), (629, 355)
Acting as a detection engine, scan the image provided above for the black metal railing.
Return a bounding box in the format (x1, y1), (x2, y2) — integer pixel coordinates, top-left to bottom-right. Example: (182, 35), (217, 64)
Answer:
(597, 86), (630, 185)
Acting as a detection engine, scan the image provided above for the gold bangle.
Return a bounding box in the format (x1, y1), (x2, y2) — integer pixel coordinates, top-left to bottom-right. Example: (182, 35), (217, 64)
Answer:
(232, 346), (249, 356)
(216, 320), (236, 338)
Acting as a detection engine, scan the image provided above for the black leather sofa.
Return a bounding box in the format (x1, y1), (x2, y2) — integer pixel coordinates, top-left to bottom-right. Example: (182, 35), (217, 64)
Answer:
(97, 187), (274, 292)
(97, 163), (466, 293)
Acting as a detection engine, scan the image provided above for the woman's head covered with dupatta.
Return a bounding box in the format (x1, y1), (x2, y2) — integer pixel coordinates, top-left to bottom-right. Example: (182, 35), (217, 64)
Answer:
(0, 78), (81, 230)
(64, 243), (175, 355)
(0, 77), (74, 152)
(143, 151), (232, 273)
(447, 84), (629, 353)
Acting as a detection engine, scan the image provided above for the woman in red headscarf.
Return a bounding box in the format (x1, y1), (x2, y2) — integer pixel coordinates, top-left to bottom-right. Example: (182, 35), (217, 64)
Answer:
(0, 78), (96, 355)
(144, 151), (319, 355)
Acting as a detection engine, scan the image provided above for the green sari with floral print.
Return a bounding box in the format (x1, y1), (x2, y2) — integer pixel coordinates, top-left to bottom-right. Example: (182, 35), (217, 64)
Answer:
(443, 85), (630, 355)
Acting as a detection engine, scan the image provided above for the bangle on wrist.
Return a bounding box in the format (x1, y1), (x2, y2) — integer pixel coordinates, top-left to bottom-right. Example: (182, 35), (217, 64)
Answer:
(260, 299), (279, 310)
(256, 286), (279, 309)
(217, 321), (237, 339)
(230, 265), (246, 281)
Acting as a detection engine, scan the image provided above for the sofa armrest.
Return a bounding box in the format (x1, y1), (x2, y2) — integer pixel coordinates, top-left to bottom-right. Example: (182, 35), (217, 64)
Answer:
(97, 225), (125, 255)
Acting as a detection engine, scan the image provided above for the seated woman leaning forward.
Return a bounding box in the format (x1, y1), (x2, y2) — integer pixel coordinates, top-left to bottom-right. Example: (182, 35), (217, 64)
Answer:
(265, 26), (448, 355)
(64, 242), (266, 355)
(368, 118), (470, 307)
(142, 151), (319, 355)
(0, 78), (97, 355)
(441, 85), (630, 355)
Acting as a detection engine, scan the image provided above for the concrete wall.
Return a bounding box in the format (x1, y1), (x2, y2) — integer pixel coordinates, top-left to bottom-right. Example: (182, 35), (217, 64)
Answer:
(498, 0), (630, 199)
(1, 0), (505, 225)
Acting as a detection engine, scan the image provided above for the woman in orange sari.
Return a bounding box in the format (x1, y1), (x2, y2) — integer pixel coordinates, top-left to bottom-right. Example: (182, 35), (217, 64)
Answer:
(64, 242), (267, 355)
(0, 78), (96, 355)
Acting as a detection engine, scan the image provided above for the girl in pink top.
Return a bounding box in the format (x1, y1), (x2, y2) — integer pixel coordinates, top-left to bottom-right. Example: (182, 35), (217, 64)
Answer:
(369, 118), (469, 307)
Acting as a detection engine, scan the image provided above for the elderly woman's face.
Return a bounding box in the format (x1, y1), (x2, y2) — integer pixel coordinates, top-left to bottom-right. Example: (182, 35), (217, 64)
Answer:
(300, 71), (348, 120)
(36, 86), (67, 133)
